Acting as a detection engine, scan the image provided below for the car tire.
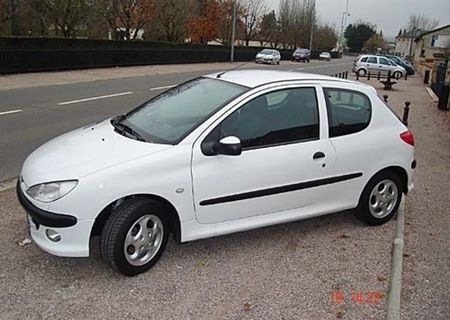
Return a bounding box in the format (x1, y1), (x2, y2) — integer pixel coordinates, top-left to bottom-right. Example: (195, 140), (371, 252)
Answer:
(393, 71), (402, 79)
(357, 68), (367, 76)
(356, 171), (402, 226)
(100, 198), (169, 276)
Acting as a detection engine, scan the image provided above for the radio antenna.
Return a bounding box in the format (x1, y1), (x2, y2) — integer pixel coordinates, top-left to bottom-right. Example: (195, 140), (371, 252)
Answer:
(216, 61), (250, 78)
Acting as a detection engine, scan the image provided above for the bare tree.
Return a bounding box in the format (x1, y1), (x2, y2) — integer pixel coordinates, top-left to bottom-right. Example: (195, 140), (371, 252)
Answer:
(278, 0), (316, 49)
(407, 14), (439, 32)
(153, 0), (189, 42)
(94, 0), (154, 40)
(38, 0), (90, 38)
(240, 0), (265, 46)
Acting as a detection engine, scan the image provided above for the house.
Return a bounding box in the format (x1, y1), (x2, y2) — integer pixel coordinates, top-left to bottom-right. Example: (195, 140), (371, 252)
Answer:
(413, 24), (450, 81)
(394, 29), (422, 59)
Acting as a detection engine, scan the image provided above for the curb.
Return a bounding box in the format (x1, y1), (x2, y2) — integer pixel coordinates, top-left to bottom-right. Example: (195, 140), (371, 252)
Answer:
(425, 87), (439, 103)
(386, 197), (406, 320)
(0, 177), (17, 192)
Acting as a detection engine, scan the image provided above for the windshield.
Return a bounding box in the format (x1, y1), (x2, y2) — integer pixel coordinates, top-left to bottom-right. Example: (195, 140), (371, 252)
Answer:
(260, 49), (273, 54)
(118, 78), (247, 144)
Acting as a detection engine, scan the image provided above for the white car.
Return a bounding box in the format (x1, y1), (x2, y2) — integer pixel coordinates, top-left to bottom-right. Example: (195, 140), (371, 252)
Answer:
(255, 49), (281, 64)
(353, 55), (406, 78)
(17, 70), (416, 276)
(319, 52), (331, 61)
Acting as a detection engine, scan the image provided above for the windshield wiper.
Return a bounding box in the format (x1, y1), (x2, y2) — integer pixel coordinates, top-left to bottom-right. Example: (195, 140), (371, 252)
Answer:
(111, 116), (146, 142)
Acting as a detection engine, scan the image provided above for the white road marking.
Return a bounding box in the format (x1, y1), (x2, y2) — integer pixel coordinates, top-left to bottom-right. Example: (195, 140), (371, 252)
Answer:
(149, 85), (176, 91)
(0, 109), (22, 116)
(58, 92), (133, 106)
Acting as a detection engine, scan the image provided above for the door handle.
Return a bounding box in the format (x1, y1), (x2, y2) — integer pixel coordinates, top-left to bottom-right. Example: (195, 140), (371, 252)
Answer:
(313, 152), (325, 159)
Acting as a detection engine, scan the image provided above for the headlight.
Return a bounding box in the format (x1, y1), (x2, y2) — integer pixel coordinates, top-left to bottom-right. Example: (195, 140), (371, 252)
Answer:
(26, 180), (78, 203)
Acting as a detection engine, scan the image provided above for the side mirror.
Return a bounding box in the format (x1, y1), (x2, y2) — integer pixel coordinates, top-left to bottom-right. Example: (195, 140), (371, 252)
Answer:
(215, 136), (242, 156)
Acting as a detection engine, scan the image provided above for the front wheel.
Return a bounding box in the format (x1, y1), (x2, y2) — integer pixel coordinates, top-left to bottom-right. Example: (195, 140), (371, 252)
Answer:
(101, 198), (169, 276)
(356, 171), (402, 225)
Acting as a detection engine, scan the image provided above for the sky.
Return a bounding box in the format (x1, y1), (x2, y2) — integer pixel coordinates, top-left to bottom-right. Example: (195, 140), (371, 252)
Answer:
(265, 0), (450, 38)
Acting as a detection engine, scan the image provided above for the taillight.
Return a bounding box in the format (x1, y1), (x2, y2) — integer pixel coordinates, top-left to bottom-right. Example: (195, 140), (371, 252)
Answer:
(400, 130), (414, 146)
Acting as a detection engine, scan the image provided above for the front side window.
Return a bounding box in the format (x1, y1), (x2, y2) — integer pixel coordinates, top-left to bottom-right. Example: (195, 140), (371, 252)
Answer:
(219, 87), (319, 149)
(121, 78), (247, 144)
(324, 88), (371, 137)
(379, 57), (390, 65)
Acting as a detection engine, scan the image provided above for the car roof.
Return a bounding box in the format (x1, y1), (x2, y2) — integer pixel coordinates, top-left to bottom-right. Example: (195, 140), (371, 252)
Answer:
(205, 69), (359, 88)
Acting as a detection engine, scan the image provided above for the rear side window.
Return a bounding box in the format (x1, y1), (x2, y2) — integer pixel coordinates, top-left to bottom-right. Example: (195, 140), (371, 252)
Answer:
(367, 57), (377, 64)
(324, 88), (371, 137)
(360, 57), (368, 62)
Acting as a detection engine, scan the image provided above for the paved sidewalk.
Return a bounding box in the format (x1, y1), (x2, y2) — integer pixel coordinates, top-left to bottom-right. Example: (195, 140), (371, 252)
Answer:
(355, 74), (450, 319)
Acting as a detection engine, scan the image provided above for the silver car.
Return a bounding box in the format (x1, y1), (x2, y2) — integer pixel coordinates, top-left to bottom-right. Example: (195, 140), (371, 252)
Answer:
(255, 49), (281, 65)
(353, 55), (406, 78)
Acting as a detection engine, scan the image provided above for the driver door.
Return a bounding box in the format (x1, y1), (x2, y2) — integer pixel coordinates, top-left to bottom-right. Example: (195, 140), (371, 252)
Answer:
(191, 85), (336, 224)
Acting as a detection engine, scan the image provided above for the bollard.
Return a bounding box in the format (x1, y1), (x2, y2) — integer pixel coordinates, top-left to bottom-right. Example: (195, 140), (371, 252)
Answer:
(383, 95), (389, 103)
(356, 72), (359, 81)
(405, 72), (408, 81)
(339, 72), (342, 78)
(402, 101), (411, 126)
(424, 70), (430, 84)
(377, 72), (381, 80)
(345, 71), (348, 79)
(367, 71), (371, 80)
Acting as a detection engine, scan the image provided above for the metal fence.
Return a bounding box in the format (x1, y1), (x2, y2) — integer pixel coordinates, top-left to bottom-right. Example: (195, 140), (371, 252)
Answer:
(0, 37), (340, 74)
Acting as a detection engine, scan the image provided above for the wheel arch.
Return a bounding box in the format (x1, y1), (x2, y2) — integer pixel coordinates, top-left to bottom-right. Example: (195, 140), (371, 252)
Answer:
(90, 194), (182, 243)
(368, 166), (409, 194)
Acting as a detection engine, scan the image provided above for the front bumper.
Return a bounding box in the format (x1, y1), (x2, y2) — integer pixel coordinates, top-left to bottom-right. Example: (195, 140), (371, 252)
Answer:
(17, 182), (77, 227)
(16, 181), (93, 257)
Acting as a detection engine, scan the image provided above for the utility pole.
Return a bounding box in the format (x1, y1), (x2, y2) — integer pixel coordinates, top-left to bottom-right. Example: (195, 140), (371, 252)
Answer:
(230, 0), (237, 63)
(339, 0), (350, 52)
(309, 0), (316, 51)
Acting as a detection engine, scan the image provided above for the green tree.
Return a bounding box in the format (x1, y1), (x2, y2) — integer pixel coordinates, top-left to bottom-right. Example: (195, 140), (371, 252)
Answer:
(258, 10), (279, 47)
(344, 21), (376, 53)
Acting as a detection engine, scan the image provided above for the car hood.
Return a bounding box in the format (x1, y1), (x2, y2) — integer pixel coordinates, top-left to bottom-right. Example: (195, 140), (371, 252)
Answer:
(21, 119), (172, 186)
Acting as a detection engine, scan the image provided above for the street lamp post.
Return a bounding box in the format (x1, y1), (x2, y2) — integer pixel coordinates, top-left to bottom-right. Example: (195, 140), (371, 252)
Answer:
(230, 0), (237, 63)
(309, 0), (316, 51)
(339, 0), (350, 52)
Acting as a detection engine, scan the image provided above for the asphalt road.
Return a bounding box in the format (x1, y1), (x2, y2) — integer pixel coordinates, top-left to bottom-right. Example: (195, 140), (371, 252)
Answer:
(0, 57), (354, 182)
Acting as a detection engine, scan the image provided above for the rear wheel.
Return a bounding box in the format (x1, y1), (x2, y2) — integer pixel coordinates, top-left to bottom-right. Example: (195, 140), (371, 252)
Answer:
(356, 171), (402, 225)
(357, 68), (367, 76)
(393, 71), (402, 79)
(101, 198), (169, 276)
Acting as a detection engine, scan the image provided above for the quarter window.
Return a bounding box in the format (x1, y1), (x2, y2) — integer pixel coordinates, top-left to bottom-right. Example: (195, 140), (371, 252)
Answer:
(360, 57), (368, 62)
(324, 88), (371, 137)
(220, 87), (319, 149)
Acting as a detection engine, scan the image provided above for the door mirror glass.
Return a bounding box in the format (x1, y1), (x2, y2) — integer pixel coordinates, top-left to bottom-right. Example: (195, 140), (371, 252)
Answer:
(216, 136), (242, 156)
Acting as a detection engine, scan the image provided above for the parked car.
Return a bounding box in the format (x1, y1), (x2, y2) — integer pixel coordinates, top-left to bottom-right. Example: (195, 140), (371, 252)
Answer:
(255, 49), (281, 64)
(319, 52), (331, 61)
(383, 55), (415, 75)
(292, 48), (311, 62)
(18, 70), (415, 276)
(353, 55), (406, 78)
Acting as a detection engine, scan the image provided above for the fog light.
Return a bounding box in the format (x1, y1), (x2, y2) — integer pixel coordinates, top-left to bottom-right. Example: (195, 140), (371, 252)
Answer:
(46, 229), (61, 242)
